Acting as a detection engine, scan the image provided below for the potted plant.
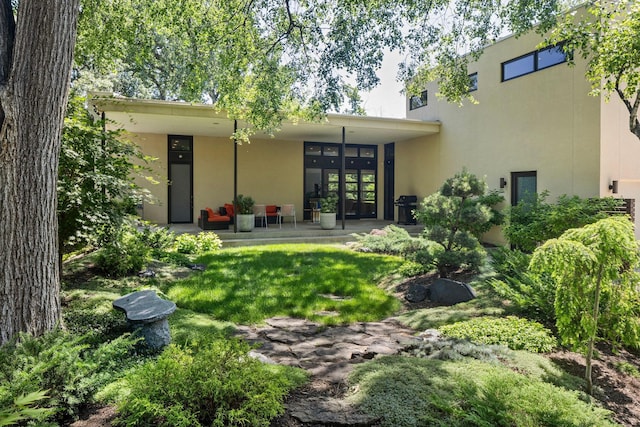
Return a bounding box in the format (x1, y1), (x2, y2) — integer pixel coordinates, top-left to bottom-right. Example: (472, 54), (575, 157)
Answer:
(318, 192), (339, 230)
(235, 194), (255, 232)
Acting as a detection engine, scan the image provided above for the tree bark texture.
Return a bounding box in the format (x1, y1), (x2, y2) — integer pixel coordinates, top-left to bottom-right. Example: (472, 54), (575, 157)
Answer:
(0, 0), (80, 345)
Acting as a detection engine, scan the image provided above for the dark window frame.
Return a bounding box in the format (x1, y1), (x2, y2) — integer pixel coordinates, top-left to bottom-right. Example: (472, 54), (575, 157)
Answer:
(409, 90), (428, 110)
(501, 43), (568, 82)
(468, 72), (478, 92)
(511, 171), (537, 206)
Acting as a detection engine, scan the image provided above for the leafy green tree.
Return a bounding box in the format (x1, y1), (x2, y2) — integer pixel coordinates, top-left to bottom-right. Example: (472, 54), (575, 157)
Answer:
(58, 93), (154, 261)
(414, 169), (504, 277)
(546, 1), (640, 141)
(530, 217), (640, 394)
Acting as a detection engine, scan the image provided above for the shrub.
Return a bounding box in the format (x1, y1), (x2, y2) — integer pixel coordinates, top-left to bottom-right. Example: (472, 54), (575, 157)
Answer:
(488, 247), (557, 324)
(139, 225), (176, 253)
(350, 225), (421, 255)
(439, 316), (557, 353)
(94, 222), (150, 277)
(0, 330), (138, 425)
(504, 192), (624, 252)
(175, 232), (222, 254)
(115, 338), (306, 427)
(413, 169), (503, 277)
(175, 234), (198, 254)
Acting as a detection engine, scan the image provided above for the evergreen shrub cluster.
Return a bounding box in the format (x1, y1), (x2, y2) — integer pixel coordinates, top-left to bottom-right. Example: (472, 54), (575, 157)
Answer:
(115, 338), (306, 427)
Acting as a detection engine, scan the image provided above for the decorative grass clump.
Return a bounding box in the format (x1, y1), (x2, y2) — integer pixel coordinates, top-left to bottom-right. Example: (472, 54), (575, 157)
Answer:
(439, 316), (557, 353)
(164, 244), (404, 325)
(347, 356), (617, 427)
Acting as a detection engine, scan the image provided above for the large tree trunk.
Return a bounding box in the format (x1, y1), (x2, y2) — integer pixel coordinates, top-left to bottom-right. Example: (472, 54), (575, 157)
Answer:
(0, 0), (80, 345)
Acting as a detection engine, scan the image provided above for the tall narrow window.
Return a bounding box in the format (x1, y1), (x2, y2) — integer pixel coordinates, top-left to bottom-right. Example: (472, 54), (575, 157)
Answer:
(468, 73), (478, 92)
(511, 171), (537, 205)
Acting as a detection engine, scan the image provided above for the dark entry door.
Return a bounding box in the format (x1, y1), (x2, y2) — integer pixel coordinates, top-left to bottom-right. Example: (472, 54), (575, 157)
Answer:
(383, 143), (395, 220)
(168, 135), (193, 223)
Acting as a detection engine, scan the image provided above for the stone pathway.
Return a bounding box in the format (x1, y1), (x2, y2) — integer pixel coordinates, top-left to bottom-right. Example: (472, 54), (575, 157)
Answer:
(233, 317), (421, 426)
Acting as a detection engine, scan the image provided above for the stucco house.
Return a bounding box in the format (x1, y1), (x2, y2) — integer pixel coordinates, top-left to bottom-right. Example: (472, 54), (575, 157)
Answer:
(89, 26), (640, 244)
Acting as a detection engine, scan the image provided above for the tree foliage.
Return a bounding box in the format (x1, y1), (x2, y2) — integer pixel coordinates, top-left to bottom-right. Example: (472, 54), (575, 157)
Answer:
(414, 169), (504, 277)
(73, 1), (576, 137)
(59, 93), (154, 259)
(529, 217), (640, 394)
(546, 0), (640, 140)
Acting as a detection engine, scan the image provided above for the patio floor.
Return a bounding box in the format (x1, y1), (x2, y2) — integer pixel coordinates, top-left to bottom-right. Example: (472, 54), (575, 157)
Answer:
(165, 220), (424, 247)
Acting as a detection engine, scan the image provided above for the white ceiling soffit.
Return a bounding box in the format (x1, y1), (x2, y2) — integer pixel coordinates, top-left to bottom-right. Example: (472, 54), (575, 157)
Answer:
(89, 94), (440, 145)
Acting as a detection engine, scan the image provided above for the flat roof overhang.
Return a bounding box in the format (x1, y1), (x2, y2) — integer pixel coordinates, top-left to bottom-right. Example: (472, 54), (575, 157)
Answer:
(89, 93), (440, 144)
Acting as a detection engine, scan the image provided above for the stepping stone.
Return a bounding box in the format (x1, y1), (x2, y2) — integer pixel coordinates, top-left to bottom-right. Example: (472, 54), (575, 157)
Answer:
(288, 397), (381, 426)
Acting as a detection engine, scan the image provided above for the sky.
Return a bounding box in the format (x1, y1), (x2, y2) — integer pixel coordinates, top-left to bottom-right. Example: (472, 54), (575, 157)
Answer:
(360, 50), (407, 119)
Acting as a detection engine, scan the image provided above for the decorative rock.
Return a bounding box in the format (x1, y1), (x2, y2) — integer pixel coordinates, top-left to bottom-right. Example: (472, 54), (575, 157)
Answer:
(429, 278), (476, 305)
(113, 289), (176, 349)
(137, 269), (156, 278)
(188, 263), (206, 271)
(405, 283), (429, 302)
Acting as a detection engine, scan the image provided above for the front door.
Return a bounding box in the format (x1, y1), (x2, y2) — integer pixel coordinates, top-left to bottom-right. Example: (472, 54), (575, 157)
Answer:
(168, 135), (193, 223)
(383, 143), (395, 220)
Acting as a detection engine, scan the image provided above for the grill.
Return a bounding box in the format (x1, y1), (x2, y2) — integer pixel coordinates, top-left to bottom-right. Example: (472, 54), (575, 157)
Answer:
(394, 195), (417, 225)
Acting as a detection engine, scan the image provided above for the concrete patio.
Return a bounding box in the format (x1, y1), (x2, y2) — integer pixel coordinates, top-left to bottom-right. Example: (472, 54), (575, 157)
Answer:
(165, 220), (424, 247)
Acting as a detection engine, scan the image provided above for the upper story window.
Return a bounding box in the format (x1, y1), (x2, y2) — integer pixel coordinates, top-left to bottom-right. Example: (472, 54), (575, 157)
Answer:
(468, 73), (478, 92)
(502, 44), (567, 82)
(409, 90), (428, 110)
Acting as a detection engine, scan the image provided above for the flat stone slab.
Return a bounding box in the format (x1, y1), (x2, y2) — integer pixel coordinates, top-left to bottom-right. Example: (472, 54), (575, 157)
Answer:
(113, 289), (176, 323)
(288, 397), (381, 426)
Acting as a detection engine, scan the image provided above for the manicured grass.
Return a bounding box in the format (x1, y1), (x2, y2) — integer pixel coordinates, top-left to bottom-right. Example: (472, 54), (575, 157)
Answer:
(163, 244), (405, 325)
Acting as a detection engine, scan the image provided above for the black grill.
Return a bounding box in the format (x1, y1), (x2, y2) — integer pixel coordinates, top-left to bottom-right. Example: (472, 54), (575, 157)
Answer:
(394, 195), (417, 225)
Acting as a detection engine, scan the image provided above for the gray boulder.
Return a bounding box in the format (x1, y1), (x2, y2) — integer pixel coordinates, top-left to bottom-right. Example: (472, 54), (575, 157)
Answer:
(429, 278), (476, 305)
(405, 283), (429, 303)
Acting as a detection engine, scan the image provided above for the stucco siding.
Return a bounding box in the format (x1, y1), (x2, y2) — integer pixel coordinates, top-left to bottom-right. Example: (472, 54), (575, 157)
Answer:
(406, 30), (601, 206)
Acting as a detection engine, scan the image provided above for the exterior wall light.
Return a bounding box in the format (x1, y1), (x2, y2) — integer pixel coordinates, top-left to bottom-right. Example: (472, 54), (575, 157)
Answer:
(609, 180), (619, 194)
(499, 177), (507, 189)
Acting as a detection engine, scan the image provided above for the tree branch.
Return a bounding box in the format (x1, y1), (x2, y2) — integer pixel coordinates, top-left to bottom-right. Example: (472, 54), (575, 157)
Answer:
(615, 72), (640, 141)
(0, 0), (16, 129)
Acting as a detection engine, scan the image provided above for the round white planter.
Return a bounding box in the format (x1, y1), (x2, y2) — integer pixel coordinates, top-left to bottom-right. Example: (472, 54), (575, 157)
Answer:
(236, 214), (255, 232)
(319, 212), (336, 230)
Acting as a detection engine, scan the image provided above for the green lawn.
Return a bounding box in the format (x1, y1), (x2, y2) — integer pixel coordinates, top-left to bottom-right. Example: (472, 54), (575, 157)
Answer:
(162, 244), (405, 325)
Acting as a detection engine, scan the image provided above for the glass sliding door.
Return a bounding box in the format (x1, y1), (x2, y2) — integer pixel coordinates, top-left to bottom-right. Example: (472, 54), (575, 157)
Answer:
(303, 142), (377, 220)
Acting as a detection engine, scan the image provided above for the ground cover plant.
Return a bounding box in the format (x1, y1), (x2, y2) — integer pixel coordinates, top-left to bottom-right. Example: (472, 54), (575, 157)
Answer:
(346, 356), (617, 427)
(438, 316), (557, 353)
(163, 244), (405, 325)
